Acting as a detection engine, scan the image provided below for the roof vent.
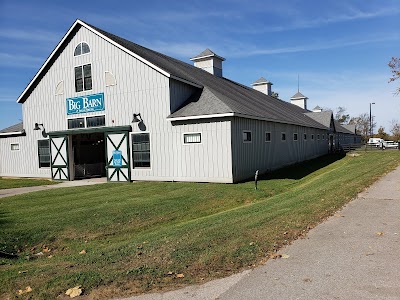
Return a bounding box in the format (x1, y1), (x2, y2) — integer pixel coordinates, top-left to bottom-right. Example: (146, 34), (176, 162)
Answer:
(251, 77), (273, 96)
(312, 105), (322, 112)
(190, 49), (225, 77)
(290, 92), (308, 110)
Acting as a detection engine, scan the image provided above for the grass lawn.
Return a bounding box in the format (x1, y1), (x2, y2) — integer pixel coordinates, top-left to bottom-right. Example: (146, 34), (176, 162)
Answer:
(0, 151), (399, 299)
(0, 177), (59, 190)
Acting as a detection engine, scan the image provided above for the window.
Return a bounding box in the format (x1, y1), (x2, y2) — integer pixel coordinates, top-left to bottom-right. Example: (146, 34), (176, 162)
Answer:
(11, 143), (20, 151)
(304, 133), (307, 140)
(74, 42), (90, 56)
(68, 118), (85, 129)
(87, 115), (105, 128)
(311, 134), (314, 140)
(281, 133), (286, 141)
(184, 133), (201, 144)
(293, 133), (298, 141)
(317, 134), (320, 140)
(75, 64), (92, 92)
(38, 140), (50, 168)
(265, 132), (271, 142)
(243, 131), (252, 143)
(132, 133), (150, 168)
(322, 134), (325, 140)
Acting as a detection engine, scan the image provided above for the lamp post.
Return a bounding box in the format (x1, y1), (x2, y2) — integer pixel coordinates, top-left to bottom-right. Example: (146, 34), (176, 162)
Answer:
(369, 102), (375, 138)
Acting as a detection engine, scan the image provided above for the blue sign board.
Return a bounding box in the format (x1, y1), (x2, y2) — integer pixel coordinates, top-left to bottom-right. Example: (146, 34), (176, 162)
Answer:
(112, 150), (122, 167)
(66, 93), (105, 115)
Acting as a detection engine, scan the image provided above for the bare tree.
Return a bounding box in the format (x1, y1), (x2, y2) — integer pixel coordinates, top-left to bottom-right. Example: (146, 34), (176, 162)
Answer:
(334, 106), (350, 124)
(388, 57), (400, 95)
(390, 119), (400, 141)
(348, 113), (376, 141)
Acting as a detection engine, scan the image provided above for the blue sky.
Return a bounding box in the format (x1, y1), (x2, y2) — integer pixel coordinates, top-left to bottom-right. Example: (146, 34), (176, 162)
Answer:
(0, 0), (399, 132)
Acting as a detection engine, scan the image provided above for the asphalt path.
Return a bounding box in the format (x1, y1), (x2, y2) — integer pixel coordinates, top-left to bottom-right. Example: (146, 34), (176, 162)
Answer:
(122, 166), (400, 300)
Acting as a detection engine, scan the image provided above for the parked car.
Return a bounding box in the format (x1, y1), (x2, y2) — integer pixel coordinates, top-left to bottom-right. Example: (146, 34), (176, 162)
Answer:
(382, 141), (399, 149)
(367, 138), (383, 147)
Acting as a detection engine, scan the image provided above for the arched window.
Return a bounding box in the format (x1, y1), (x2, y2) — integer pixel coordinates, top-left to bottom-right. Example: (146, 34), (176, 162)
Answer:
(74, 42), (90, 56)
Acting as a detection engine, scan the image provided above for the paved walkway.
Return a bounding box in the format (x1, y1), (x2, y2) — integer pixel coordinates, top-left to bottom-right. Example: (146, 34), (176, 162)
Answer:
(122, 166), (400, 300)
(0, 177), (107, 198)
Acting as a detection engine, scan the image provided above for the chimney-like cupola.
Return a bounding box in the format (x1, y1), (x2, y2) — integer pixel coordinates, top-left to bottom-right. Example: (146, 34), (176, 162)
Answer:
(290, 92), (308, 110)
(190, 48), (225, 77)
(251, 77), (273, 96)
(312, 105), (323, 112)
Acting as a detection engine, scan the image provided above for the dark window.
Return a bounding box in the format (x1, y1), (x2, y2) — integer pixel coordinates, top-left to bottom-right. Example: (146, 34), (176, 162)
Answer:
(281, 133), (286, 141)
(38, 140), (50, 168)
(311, 134), (314, 140)
(74, 42), (90, 56)
(184, 133), (201, 144)
(243, 131), (252, 142)
(293, 133), (298, 141)
(304, 133), (307, 140)
(265, 132), (271, 142)
(132, 133), (150, 168)
(87, 115), (105, 128)
(68, 118), (85, 129)
(75, 64), (92, 92)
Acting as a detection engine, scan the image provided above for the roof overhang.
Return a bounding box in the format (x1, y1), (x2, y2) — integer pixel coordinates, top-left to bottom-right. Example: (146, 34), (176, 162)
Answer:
(0, 130), (26, 138)
(48, 125), (132, 137)
(167, 112), (327, 130)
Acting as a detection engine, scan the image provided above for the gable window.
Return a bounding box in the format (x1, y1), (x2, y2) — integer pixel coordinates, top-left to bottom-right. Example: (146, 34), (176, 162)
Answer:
(184, 133), (201, 144)
(132, 133), (150, 168)
(293, 133), (298, 141)
(243, 131), (252, 143)
(74, 42), (90, 56)
(75, 64), (92, 92)
(11, 143), (20, 151)
(87, 115), (105, 128)
(281, 132), (286, 141)
(265, 132), (271, 142)
(38, 140), (50, 168)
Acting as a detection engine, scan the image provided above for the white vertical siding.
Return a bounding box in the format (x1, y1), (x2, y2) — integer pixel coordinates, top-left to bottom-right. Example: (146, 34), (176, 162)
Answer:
(231, 117), (329, 182)
(0, 26), (234, 182)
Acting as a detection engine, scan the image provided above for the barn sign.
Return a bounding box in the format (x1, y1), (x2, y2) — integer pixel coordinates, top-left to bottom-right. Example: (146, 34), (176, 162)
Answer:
(66, 93), (105, 115)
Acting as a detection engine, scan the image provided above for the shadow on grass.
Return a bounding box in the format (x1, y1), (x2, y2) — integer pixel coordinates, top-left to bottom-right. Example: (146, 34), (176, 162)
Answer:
(259, 153), (346, 181)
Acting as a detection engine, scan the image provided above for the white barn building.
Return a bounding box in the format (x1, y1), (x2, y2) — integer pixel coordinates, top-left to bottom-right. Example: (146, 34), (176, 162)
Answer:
(0, 20), (359, 183)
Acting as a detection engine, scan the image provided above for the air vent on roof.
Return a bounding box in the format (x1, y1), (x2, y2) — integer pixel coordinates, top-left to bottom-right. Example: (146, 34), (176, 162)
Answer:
(190, 49), (225, 77)
(251, 77), (273, 96)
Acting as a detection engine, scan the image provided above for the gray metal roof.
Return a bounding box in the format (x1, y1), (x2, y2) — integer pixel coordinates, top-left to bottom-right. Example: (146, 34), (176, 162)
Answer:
(335, 121), (356, 134)
(0, 122), (24, 133)
(86, 22), (327, 129)
(190, 48), (225, 61)
(252, 77), (271, 86)
(291, 92), (308, 99)
(304, 111), (333, 129)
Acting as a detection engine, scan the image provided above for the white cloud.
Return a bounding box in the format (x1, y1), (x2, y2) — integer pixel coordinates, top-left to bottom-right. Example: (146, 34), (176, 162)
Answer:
(0, 52), (43, 68)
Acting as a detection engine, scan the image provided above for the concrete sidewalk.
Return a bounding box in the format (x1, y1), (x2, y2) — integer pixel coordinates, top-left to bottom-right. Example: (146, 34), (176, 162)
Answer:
(122, 166), (400, 300)
(0, 177), (107, 198)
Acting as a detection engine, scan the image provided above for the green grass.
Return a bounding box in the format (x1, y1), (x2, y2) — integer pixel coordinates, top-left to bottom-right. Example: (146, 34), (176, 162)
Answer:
(0, 177), (59, 189)
(0, 151), (399, 299)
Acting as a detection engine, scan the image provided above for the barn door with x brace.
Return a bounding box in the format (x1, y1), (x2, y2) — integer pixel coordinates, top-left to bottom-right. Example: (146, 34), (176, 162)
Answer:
(105, 132), (131, 181)
(50, 136), (69, 180)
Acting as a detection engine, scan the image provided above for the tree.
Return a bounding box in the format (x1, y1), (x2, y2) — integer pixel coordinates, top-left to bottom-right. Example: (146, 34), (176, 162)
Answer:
(376, 126), (389, 140)
(388, 57), (400, 95)
(271, 91), (279, 99)
(348, 113), (376, 141)
(390, 119), (400, 141)
(334, 106), (350, 124)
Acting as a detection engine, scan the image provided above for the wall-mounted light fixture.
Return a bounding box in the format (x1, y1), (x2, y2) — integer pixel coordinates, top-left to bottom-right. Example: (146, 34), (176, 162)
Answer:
(34, 123), (47, 138)
(132, 113), (142, 123)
